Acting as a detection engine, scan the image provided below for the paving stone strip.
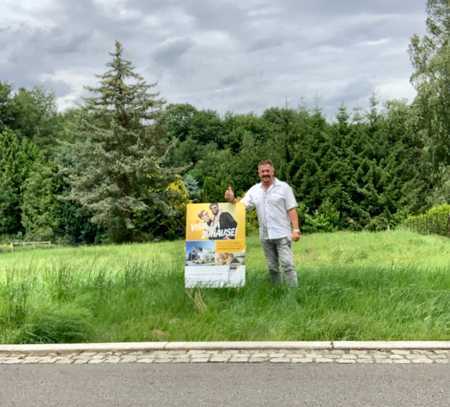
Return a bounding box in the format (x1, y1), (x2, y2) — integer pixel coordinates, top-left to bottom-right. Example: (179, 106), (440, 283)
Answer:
(0, 349), (448, 365)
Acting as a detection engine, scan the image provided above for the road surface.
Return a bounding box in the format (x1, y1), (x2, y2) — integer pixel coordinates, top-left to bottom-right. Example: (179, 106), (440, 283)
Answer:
(1, 364), (449, 406)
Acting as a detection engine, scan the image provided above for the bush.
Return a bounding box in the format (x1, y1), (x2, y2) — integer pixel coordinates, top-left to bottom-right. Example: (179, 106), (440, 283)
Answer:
(300, 199), (340, 233)
(403, 204), (450, 237)
(246, 210), (259, 234)
(17, 304), (94, 344)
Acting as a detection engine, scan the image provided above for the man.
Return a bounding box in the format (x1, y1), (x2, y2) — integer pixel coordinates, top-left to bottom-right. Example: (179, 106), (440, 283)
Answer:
(224, 160), (300, 286)
(208, 203), (237, 240)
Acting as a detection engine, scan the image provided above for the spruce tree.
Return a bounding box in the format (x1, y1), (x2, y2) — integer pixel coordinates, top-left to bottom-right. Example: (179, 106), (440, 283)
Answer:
(325, 106), (360, 228)
(66, 41), (176, 243)
(382, 100), (432, 217)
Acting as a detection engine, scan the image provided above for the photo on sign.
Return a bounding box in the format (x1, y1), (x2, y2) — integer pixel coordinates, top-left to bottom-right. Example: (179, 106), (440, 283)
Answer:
(215, 252), (245, 269)
(195, 203), (238, 240)
(185, 240), (215, 266)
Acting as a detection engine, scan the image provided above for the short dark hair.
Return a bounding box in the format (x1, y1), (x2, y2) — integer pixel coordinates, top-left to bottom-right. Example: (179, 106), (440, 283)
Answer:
(258, 159), (274, 168)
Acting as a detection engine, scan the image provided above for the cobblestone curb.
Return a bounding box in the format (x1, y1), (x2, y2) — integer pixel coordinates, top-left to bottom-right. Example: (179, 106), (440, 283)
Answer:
(0, 349), (448, 365)
(0, 342), (449, 364)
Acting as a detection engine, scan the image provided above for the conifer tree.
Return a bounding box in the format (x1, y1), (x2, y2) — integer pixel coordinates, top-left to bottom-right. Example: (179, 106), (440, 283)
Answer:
(325, 106), (360, 228)
(262, 107), (303, 181)
(66, 41), (176, 243)
(21, 159), (60, 240)
(294, 110), (329, 212)
(382, 100), (432, 217)
(0, 129), (38, 235)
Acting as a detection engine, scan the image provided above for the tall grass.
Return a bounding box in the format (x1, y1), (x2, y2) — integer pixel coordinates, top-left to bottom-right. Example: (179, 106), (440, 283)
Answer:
(0, 230), (449, 343)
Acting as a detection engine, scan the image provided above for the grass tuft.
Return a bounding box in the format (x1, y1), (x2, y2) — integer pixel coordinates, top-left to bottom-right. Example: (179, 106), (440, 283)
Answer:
(16, 304), (94, 344)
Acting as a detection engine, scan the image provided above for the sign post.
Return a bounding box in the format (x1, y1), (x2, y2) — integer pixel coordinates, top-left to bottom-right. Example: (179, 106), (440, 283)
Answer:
(185, 202), (246, 287)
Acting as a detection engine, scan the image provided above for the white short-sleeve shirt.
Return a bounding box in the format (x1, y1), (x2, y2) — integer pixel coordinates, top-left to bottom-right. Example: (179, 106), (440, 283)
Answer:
(241, 178), (298, 240)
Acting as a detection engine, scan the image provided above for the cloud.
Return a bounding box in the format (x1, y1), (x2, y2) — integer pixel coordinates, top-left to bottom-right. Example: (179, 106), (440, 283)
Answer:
(38, 78), (72, 97)
(44, 30), (93, 55)
(248, 37), (284, 53)
(0, 0), (427, 117)
(153, 37), (195, 67)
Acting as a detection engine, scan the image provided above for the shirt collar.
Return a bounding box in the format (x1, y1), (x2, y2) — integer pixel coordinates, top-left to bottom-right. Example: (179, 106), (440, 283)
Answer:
(259, 177), (278, 190)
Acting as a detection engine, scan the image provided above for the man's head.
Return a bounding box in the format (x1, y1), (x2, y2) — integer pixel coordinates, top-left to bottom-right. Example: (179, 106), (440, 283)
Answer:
(258, 159), (275, 186)
(209, 203), (220, 215)
(198, 210), (211, 222)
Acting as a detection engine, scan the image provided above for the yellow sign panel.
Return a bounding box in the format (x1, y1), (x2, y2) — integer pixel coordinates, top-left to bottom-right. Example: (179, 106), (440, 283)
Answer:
(186, 202), (245, 242)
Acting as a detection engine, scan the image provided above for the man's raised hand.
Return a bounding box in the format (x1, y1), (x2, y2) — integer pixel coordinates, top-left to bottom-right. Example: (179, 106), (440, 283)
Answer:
(224, 185), (235, 203)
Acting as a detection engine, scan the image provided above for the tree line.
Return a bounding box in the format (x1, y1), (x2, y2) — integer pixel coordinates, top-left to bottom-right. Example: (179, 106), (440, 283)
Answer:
(0, 0), (448, 243)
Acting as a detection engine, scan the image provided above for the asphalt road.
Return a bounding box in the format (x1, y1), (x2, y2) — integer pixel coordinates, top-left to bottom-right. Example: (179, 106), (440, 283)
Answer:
(1, 364), (449, 407)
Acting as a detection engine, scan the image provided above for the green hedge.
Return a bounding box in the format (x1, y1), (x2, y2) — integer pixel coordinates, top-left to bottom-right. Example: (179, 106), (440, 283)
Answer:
(403, 204), (450, 237)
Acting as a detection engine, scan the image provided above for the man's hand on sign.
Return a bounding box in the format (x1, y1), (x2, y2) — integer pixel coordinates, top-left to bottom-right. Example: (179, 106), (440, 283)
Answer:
(224, 185), (235, 203)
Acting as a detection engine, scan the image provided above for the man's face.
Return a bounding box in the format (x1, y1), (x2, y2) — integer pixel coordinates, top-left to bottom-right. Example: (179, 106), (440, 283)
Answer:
(199, 211), (210, 222)
(210, 204), (219, 215)
(258, 164), (275, 184)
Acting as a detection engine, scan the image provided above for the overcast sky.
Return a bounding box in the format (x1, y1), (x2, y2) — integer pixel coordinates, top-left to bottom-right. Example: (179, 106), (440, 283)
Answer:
(1, 0), (427, 117)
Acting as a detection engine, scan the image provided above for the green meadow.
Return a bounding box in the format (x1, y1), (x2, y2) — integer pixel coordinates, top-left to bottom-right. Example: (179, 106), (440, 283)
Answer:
(0, 230), (449, 344)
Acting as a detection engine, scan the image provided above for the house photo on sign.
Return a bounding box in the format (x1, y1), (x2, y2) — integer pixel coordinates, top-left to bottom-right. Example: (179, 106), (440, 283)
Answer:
(185, 202), (246, 287)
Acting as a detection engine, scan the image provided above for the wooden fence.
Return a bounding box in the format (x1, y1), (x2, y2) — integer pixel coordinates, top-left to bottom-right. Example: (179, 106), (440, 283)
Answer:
(1, 241), (53, 252)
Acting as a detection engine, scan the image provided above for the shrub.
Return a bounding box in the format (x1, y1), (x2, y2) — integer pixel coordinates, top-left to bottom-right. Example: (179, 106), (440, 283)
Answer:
(301, 199), (340, 233)
(17, 304), (94, 344)
(246, 210), (259, 234)
(403, 204), (450, 237)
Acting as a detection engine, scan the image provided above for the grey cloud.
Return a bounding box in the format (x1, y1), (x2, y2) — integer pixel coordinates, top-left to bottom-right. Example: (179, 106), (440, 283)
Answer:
(127, 0), (248, 34)
(220, 74), (242, 87)
(0, 0), (427, 117)
(323, 79), (375, 109)
(281, 0), (425, 18)
(248, 37), (284, 52)
(312, 14), (422, 49)
(44, 30), (93, 55)
(152, 37), (195, 67)
(39, 79), (72, 97)
(219, 70), (262, 88)
(181, 1), (245, 31)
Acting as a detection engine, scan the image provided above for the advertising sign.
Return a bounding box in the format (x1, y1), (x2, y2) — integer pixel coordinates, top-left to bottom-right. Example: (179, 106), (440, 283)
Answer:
(185, 202), (245, 287)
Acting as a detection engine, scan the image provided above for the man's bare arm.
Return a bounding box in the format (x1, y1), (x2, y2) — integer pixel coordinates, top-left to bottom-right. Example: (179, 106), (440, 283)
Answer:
(288, 208), (301, 241)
